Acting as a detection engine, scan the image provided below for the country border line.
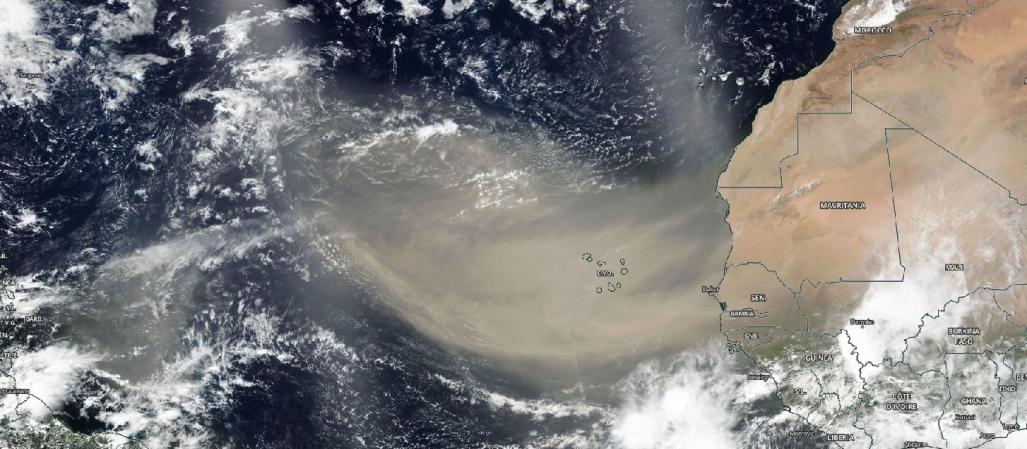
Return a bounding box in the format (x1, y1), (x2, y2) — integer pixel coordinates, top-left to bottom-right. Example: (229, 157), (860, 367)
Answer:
(853, 91), (1027, 207)
(718, 72), (856, 191)
(722, 108), (909, 285)
(718, 0), (975, 191)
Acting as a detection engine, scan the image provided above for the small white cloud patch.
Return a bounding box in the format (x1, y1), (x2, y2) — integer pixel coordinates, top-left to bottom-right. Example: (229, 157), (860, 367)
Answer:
(414, 119), (459, 144)
(168, 21), (194, 57)
(89, 53), (169, 110)
(237, 47), (320, 89)
(87, 0), (158, 42)
(397, 0), (432, 21)
(841, 0), (908, 31)
(442, 0), (475, 18)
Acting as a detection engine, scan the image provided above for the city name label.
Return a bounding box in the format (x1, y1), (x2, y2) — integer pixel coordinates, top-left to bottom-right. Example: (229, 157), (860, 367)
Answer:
(0, 388), (30, 396)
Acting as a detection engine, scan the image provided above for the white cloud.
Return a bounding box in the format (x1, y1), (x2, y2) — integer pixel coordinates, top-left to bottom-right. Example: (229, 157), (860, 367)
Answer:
(89, 53), (169, 110)
(0, 345), (102, 419)
(237, 47), (320, 89)
(13, 208), (41, 230)
(611, 345), (775, 449)
(442, 0), (475, 18)
(213, 11), (257, 59)
(168, 22), (194, 57)
(840, 0), (908, 31)
(87, 0), (158, 42)
(213, 7), (316, 59)
(510, 0), (553, 23)
(397, 0), (432, 21)
(182, 87), (269, 152)
(414, 119), (459, 143)
(842, 235), (968, 374)
(0, 0), (80, 108)
(0, 0), (39, 37)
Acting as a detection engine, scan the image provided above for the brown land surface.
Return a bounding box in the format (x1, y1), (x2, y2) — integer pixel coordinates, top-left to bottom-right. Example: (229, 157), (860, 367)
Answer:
(996, 286), (1027, 327)
(720, 97), (905, 288)
(719, 0), (1027, 342)
(855, 0), (1027, 200)
(717, 263), (806, 337)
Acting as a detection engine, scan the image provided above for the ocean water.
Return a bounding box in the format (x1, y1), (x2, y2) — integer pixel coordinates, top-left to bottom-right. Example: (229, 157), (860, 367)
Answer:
(0, 0), (846, 447)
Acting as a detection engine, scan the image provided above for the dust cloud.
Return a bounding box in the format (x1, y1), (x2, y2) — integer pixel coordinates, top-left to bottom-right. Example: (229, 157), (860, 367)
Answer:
(288, 122), (734, 388)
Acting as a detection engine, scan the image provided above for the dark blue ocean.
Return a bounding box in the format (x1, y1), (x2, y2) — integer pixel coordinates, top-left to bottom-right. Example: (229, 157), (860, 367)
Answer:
(0, 0), (845, 447)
